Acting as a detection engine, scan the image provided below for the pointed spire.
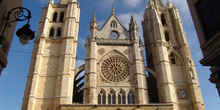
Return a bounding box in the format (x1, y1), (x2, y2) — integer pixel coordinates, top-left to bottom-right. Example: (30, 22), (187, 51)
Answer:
(112, 6), (115, 14)
(166, 0), (173, 8)
(49, 0), (54, 4)
(85, 35), (90, 47)
(139, 37), (144, 47)
(92, 11), (97, 23)
(129, 13), (138, 30)
(90, 11), (99, 30)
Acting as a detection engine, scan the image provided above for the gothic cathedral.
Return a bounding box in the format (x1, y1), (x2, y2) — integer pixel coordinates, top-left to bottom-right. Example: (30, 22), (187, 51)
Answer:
(22, 0), (205, 110)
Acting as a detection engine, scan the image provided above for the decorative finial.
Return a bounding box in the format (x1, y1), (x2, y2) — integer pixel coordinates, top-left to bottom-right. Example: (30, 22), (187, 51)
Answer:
(112, 6), (115, 14)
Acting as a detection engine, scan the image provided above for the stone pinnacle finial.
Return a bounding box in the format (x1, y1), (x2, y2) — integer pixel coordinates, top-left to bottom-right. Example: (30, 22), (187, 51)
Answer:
(50, 0), (54, 4)
(112, 6), (115, 14)
(92, 11), (97, 22)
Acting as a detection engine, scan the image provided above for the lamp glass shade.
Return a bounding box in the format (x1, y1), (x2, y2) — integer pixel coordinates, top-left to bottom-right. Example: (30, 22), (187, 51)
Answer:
(19, 34), (30, 45)
(16, 24), (35, 45)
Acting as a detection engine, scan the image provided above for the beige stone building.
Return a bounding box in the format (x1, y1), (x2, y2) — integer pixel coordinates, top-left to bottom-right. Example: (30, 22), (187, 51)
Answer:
(22, 0), (205, 110)
(0, 0), (24, 75)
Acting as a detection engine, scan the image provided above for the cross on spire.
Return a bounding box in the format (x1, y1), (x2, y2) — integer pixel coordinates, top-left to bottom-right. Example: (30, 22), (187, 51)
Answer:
(112, 6), (115, 14)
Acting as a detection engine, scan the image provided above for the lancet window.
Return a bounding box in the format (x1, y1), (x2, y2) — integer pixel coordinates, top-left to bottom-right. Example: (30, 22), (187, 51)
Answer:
(49, 28), (54, 37)
(98, 90), (106, 104)
(165, 32), (170, 42)
(57, 28), (62, 37)
(161, 14), (167, 26)
(170, 53), (176, 64)
(118, 90), (126, 104)
(127, 91), (135, 104)
(108, 90), (116, 104)
(111, 20), (117, 28)
(59, 12), (64, 22)
(52, 12), (58, 21)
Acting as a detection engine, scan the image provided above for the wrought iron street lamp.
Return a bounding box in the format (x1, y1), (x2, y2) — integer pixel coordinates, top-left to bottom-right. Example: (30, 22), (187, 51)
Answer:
(0, 7), (35, 52)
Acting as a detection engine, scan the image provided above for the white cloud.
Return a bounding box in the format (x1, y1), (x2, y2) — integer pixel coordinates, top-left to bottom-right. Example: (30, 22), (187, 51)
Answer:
(122, 0), (142, 8)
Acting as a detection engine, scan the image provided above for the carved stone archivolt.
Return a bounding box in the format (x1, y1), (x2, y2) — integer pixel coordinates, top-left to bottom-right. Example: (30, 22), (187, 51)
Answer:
(98, 48), (105, 55)
(101, 56), (129, 83)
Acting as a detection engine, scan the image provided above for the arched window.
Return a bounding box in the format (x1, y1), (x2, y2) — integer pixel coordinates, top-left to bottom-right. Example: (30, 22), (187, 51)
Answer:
(161, 14), (167, 26)
(118, 90), (125, 104)
(108, 90), (116, 104)
(57, 28), (62, 37)
(98, 90), (106, 104)
(52, 12), (58, 21)
(170, 53), (176, 64)
(127, 91), (135, 104)
(59, 12), (64, 22)
(49, 28), (54, 37)
(110, 20), (117, 28)
(165, 32), (170, 42)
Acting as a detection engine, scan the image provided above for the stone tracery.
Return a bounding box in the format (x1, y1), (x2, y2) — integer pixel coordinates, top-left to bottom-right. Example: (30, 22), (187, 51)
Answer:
(101, 56), (129, 83)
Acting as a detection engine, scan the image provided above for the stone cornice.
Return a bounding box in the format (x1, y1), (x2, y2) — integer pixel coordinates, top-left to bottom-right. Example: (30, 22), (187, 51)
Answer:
(96, 38), (133, 45)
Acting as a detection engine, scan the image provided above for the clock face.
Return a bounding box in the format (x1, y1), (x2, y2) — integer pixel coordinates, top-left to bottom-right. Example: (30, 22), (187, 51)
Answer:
(110, 31), (119, 39)
(180, 91), (187, 98)
(178, 89), (187, 99)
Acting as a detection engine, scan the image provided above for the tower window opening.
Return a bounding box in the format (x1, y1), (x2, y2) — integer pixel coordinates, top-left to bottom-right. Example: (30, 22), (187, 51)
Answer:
(98, 90), (106, 104)
(57, 28), (62, 37)
(170, 54), (176, 64)
(111, 20), (117, 28)
(161, 14), (167, 26)
(52, 12), (58, 21)
(165, 32), (170, 42)
(49, 28), (54, 37)
(59, 12), (64, 22)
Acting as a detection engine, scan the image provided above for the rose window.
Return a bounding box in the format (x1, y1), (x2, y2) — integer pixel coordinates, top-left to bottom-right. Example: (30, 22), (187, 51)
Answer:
(101, 56), (129, 82)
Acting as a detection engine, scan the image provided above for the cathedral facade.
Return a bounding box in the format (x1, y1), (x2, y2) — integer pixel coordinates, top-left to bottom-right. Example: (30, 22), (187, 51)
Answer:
(22, 0), (204, 110)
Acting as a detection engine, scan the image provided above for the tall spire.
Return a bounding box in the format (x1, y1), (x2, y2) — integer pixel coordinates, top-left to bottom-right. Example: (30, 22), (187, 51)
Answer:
(90, 11), (99, 30)
(129, 13), (138, 31)
(92, 11), (97, 23)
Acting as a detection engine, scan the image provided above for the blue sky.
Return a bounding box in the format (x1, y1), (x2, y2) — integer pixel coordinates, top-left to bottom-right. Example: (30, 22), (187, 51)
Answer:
(0, 0), (219, 110)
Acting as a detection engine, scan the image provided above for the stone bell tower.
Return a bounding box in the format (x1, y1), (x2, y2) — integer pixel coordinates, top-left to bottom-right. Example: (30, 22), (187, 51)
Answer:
(21, 0), (80, 109)
(84, 7), (149, 105)
(142, 0), (204, 110)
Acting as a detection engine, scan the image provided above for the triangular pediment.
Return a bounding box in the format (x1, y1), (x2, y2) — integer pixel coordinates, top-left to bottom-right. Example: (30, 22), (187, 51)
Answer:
(100, 13), (127, 31)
